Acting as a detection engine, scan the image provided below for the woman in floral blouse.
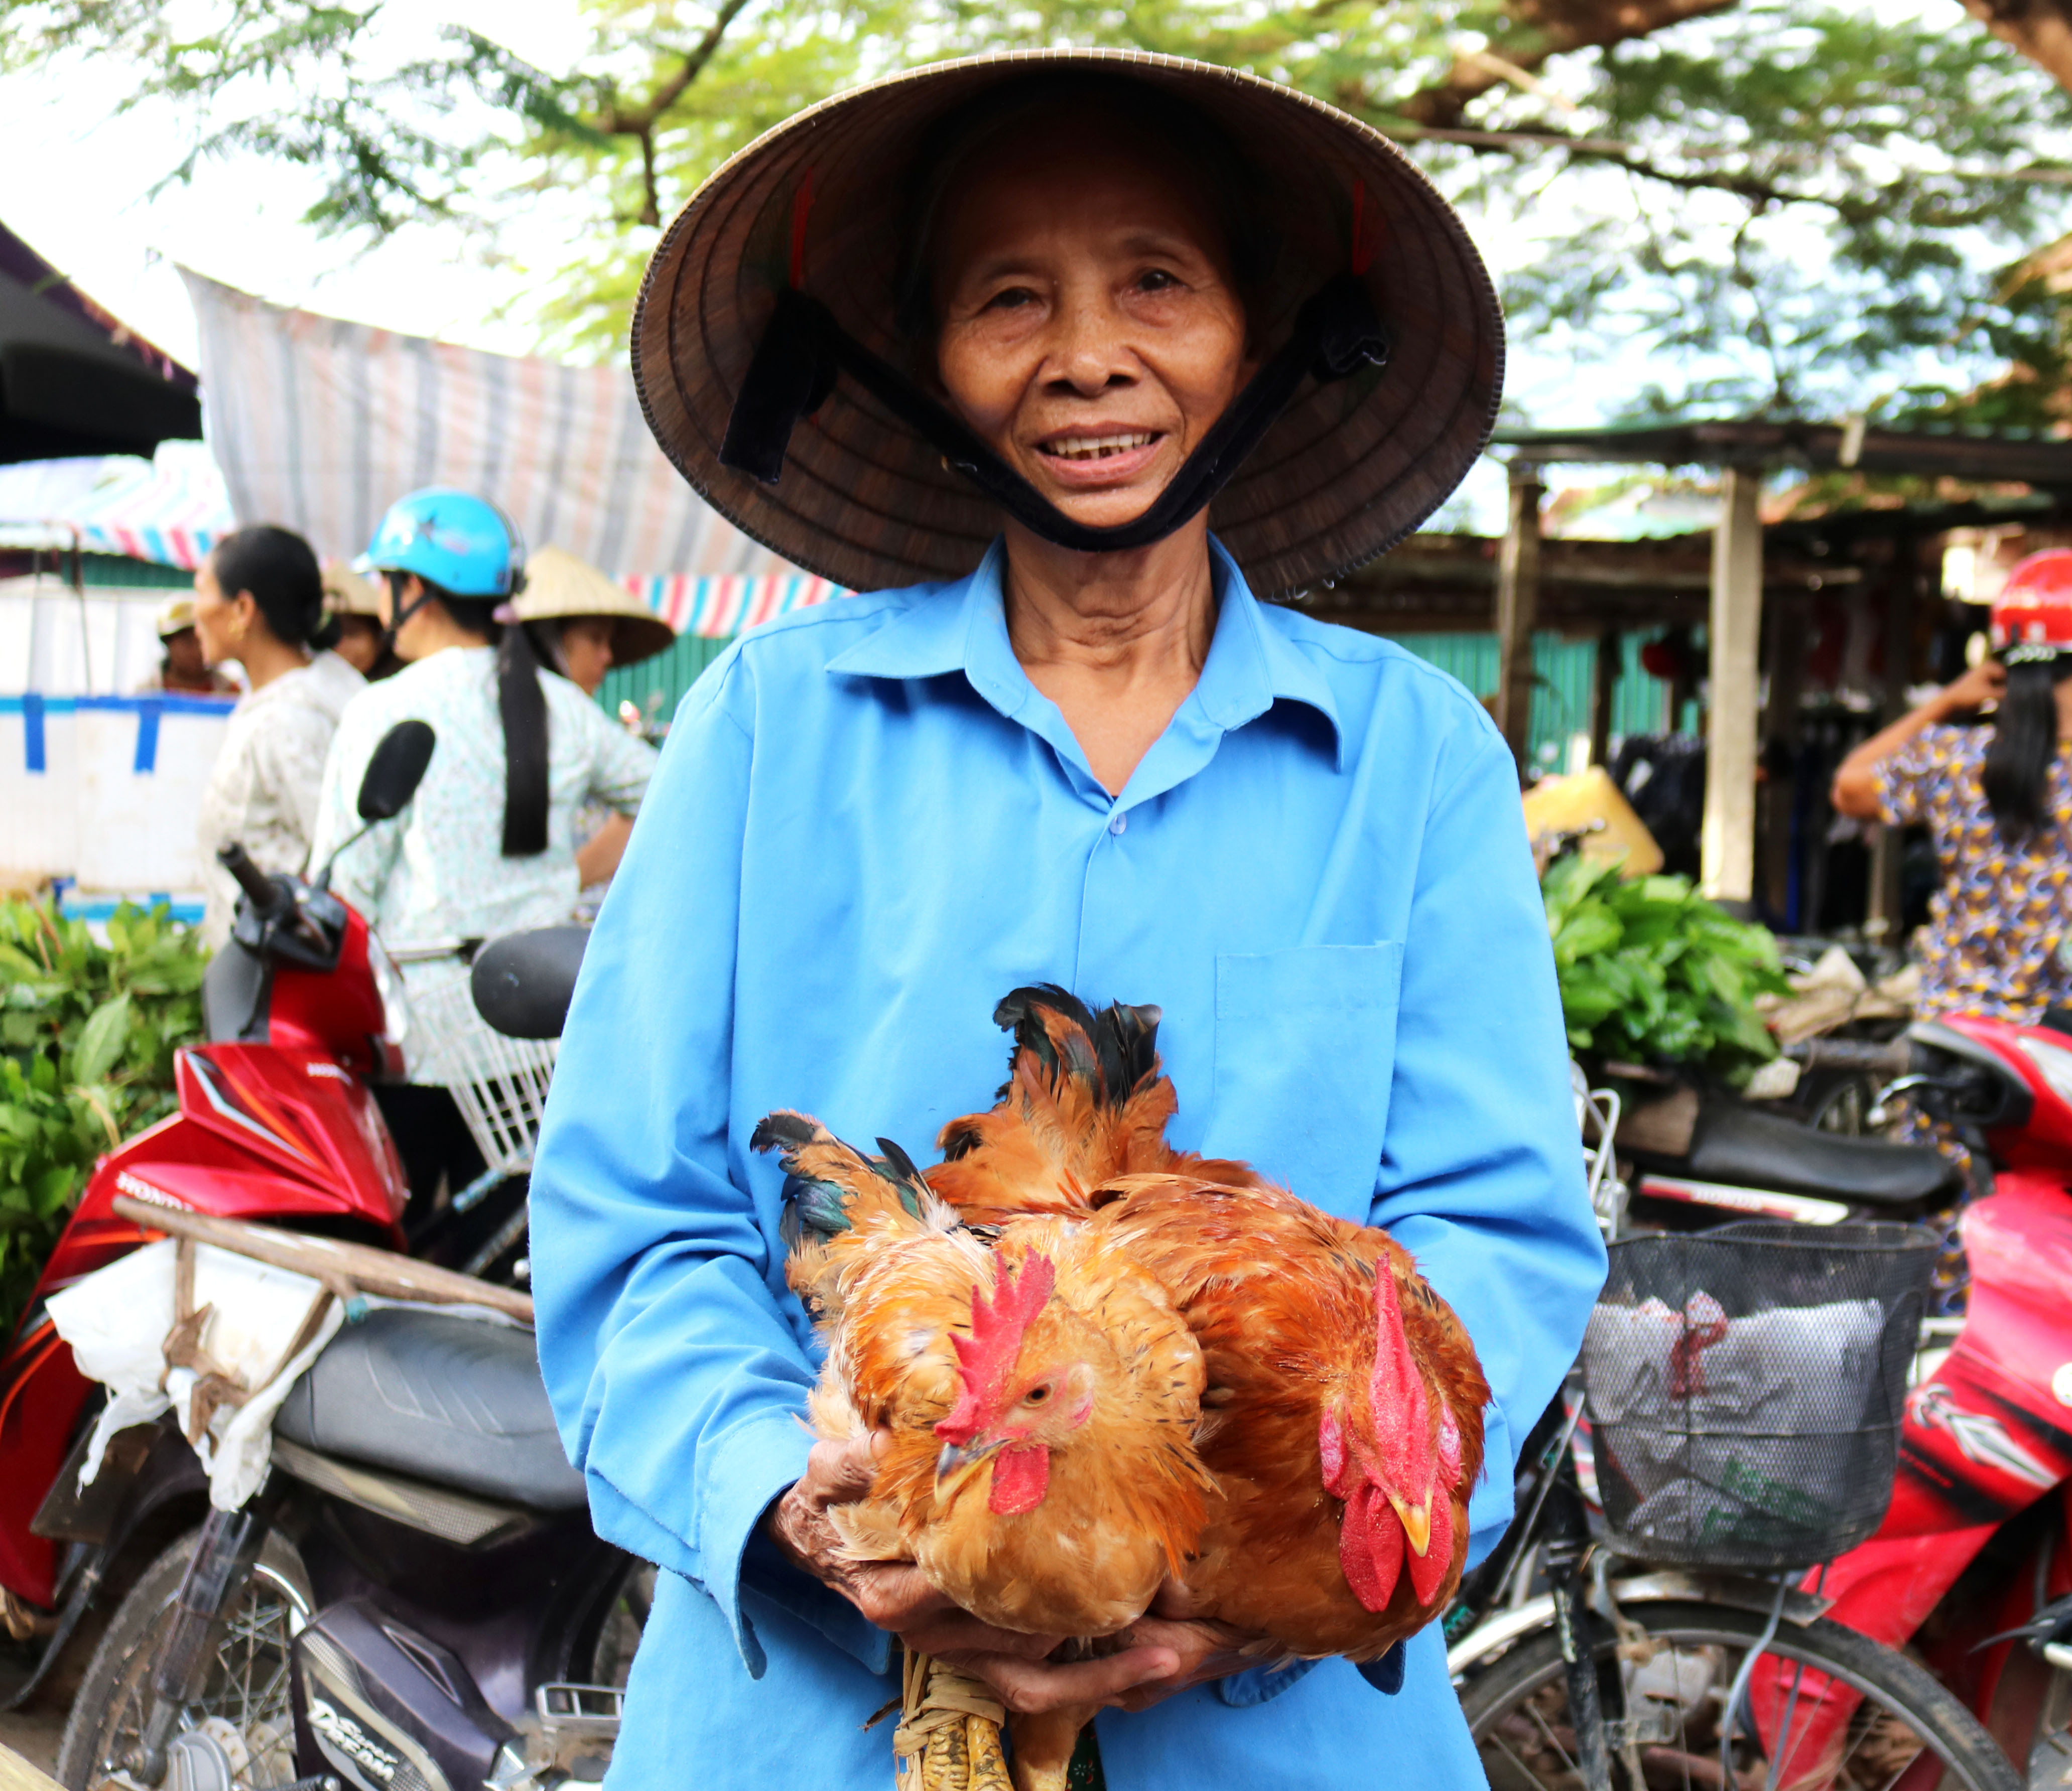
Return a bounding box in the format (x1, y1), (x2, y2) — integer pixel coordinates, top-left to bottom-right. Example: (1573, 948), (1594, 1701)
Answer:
(1833, 549), (2072, 1305)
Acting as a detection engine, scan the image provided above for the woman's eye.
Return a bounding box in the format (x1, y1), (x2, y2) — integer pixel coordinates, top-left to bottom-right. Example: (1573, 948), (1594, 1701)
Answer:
(983, 286), (1037, 313)
(1136, 268), (1180, 293)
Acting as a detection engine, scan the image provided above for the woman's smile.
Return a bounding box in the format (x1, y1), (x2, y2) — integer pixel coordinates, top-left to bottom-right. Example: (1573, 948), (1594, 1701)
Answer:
(1033, 427), (1167, 482)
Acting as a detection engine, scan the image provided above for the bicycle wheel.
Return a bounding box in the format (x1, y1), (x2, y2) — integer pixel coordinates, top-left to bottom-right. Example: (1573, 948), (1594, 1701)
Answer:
(1459, 1599), (2020, 1791)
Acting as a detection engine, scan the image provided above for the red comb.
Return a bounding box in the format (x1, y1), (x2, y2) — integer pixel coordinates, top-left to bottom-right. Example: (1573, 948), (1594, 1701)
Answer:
(936, 1253), (1056, 1444)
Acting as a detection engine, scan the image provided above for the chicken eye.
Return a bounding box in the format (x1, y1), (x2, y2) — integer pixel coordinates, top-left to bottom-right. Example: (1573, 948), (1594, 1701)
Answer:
(1023, 1385), (1053, 1406)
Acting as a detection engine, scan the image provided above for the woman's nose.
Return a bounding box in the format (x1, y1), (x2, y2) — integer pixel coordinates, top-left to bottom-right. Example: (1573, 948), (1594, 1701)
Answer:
(1044, 293), (1136, 395)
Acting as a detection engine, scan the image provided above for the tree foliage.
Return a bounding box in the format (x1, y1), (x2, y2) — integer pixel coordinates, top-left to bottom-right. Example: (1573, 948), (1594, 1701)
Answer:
(7, 0), (2072, 416)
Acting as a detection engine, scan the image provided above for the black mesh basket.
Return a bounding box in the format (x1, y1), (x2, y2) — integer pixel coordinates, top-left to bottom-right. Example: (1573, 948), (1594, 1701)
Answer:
(1580, 1221), (1935, 1571)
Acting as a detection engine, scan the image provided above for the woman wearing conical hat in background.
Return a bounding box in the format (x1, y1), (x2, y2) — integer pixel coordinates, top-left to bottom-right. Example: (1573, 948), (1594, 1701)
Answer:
(320, 558), (403, 681)
(531, 51), (1603, 1791)
(514, 543), (673, 900)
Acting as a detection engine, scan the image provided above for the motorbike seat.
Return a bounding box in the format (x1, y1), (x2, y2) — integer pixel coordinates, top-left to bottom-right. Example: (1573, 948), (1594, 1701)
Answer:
(1636, 1102), (1960, 1208)
(274, 1308), (586, 1512)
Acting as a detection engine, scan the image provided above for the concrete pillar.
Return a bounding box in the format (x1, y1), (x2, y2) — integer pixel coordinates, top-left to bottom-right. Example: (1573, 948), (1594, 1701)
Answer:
(1702, 467), (1764, 903)
(1494, 464), (1544, 774)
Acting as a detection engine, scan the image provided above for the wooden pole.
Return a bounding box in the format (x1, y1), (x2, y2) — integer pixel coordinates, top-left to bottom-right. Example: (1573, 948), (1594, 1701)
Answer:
(1868, 536), (1920, 939)
(0, 1744), (61, 1791)
(1702, 467), (1765, 903)
(1495, 463), (1545, 774)
(1589, 625), (1620, 768)
(110, 1196), (535, 1323)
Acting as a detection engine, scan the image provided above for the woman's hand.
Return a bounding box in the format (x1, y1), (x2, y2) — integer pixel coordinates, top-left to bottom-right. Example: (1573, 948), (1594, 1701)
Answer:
(1832, 656), (2006, 818)
(1937, 657), (2006, 716)
(765, 1436), (1064, 1664)
(935, 1578), (1266, 1717)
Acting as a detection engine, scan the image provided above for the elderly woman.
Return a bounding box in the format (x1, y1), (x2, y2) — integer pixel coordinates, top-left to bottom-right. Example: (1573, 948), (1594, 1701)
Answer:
(531, 53), (1603, 1791)
(189, 525), (364, 948)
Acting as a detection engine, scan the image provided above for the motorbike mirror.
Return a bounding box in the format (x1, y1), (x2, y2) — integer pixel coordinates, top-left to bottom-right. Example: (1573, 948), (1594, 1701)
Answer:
(471, 926), (588, 1040)
(358, 721), (437, 822)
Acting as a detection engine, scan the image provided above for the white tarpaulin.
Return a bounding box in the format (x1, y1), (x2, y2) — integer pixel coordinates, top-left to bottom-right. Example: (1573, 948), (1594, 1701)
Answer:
(181, 269), (802, 580)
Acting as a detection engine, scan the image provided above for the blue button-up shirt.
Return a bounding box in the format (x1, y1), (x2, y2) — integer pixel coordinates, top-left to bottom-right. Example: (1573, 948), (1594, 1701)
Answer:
(531, 537), (1605, 1789)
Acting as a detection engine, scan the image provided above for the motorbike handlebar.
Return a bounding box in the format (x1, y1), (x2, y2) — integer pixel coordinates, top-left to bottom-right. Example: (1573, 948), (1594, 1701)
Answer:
(217, 842), (287, 916)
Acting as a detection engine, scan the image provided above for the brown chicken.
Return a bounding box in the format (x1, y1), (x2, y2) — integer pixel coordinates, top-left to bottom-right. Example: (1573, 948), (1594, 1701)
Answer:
(751, 1112), (1217, 1791)
(925, 987), (1491, 1667)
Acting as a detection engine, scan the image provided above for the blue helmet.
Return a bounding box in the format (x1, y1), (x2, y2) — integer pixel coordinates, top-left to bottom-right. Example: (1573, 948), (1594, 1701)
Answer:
(362, 489), (525, 599)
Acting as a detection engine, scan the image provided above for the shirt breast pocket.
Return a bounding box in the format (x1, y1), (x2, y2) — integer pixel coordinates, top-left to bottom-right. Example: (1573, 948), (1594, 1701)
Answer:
(1205, 943), (1405, 1220)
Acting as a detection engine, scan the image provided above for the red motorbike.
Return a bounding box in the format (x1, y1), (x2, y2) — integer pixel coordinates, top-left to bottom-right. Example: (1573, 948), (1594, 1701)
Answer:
(0, 722), (438, 1708)
(1742, 1008), (2072, 1783)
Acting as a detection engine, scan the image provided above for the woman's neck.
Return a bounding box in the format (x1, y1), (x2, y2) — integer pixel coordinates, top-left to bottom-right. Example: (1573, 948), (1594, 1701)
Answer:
(237, 630), (311, 693)
(1002, 518), (1217, 796)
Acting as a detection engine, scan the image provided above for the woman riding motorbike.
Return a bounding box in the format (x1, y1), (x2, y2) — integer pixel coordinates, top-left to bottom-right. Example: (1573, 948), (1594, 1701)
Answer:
(309, 489), (655, 1219)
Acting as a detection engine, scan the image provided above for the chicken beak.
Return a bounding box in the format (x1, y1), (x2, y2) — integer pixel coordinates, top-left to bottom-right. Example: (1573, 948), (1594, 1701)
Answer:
(1388, 1493), (1434, 1557)
(936, 1437), (1005, 1487)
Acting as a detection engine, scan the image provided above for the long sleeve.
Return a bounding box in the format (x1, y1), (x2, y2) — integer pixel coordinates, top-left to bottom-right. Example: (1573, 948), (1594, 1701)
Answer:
(530, 657), (881, 1679)
(1370, 720), (1607, 1564)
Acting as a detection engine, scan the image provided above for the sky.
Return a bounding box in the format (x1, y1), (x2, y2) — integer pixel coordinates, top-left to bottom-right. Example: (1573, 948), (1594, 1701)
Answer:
(0, 0), (595, 364)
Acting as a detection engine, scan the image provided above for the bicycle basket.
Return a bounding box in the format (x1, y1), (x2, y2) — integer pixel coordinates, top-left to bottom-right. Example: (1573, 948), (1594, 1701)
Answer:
(404, 971), (558, 1183)
(1579, 1221), (1934, 1570)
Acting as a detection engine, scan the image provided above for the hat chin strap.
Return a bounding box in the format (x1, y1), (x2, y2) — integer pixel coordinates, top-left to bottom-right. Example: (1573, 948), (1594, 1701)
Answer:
(718, 272), (1391, 556)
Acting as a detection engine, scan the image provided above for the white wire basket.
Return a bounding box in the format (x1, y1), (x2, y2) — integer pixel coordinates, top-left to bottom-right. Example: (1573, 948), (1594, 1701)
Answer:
(405, 970), (558, 1184)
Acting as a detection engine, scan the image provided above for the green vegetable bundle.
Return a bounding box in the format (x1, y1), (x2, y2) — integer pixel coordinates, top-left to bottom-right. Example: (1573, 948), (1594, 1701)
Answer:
(1543, 853), (1790, 1078)
(0, 899), (207, 1342)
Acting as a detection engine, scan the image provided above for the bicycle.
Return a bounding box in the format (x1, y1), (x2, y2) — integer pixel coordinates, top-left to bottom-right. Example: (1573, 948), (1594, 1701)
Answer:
(1442, 1079), (2023, 1791)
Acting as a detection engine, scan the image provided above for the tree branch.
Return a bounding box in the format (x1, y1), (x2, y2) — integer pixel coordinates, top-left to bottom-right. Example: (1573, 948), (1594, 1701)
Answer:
(1961, 0), (2072, 95)
(1391, 0), (1740, 130)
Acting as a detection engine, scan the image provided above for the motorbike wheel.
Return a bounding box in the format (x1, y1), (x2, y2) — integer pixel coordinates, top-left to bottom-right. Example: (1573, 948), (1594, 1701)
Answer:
(54, 1526), (313, 1791)
(1460, 1599), (2022, 1791)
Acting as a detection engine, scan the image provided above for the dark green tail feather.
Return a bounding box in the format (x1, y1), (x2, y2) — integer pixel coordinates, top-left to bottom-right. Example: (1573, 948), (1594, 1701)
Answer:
(992, 984), (1164, 1107)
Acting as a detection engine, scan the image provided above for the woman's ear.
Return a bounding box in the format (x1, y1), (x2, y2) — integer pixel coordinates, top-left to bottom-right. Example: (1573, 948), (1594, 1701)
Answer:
(231, 590), (260, 639)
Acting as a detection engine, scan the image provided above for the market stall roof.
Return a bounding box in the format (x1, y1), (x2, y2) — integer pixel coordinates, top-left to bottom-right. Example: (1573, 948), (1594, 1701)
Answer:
(1495, 417), (2072, 488)
(0, 222), (202, 463)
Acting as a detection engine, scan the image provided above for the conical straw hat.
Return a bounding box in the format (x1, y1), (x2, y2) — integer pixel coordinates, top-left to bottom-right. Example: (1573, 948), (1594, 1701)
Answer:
(321, 560), (385, 618)
(631, 49), (1503, 599)
(515, 545), (676, 667)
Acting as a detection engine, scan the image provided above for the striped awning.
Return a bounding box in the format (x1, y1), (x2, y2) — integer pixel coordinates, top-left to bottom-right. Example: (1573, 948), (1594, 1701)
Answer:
(0, 442), (234, 570)
(630, 573), (845, 638)
(63, 444), (234, 569)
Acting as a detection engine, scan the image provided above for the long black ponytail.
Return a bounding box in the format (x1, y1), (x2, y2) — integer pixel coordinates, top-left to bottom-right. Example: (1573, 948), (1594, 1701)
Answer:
(1982, 652), (2072, 838)
(386, 574), (551, 858)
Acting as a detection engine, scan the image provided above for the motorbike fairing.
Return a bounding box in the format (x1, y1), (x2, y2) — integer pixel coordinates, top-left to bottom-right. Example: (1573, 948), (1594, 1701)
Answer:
(294, 1600), (515, 1791)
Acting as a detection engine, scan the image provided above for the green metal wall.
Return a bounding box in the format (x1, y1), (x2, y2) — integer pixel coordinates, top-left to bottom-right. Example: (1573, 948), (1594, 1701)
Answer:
(595, 625), (1684, 767)
(598, 633), (733, 729)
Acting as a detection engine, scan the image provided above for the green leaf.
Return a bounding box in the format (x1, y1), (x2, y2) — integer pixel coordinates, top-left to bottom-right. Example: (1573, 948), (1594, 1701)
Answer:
(71, 993), (133, 1087)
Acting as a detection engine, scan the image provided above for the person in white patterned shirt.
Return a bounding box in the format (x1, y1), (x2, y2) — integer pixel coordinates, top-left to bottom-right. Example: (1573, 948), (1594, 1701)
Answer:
(191, 526), (365, 950)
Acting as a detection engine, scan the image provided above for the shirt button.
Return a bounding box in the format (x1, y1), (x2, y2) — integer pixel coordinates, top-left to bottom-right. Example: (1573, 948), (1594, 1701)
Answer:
(1109, 811), (1127, 836)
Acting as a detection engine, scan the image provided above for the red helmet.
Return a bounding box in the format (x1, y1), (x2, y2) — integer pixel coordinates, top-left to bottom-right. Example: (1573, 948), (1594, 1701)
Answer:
(1992, 549), (2072, 660)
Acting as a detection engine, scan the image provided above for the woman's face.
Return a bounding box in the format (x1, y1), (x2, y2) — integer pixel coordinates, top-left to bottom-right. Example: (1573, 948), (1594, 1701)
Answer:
(190, 558), (250, 668)
(559, 617), (617, 696)
(333, 615), (384, 674)
(932, 134), (1249, 532)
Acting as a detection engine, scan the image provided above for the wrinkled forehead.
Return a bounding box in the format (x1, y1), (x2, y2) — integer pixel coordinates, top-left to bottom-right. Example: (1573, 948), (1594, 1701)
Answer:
(932, 108), (1234, 268)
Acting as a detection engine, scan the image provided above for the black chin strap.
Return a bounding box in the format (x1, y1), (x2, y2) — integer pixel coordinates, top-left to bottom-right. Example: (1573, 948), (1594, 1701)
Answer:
(718, 272), (1391, 554)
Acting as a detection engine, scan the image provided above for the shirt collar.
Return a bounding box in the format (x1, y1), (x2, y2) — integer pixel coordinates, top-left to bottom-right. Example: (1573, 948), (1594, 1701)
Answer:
(823, 535), (1343, 767)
